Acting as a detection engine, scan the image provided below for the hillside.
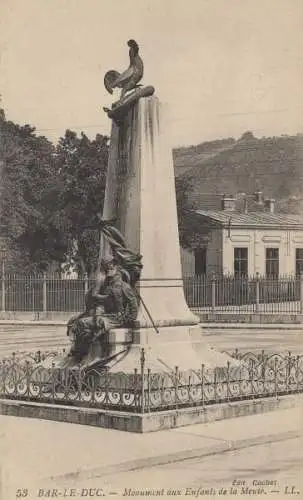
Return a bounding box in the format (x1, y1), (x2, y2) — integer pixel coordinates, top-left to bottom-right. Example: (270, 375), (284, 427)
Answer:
(173, 132), (303, 213)
(173, 137), (236, 175)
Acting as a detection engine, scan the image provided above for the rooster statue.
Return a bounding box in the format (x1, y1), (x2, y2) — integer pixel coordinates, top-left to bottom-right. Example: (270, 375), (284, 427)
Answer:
(104, 39), (144, 98)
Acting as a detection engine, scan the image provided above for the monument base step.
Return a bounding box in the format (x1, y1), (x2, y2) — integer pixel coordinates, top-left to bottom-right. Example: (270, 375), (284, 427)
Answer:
(0, 394), (301, 433)
(107, 325), (239, 373)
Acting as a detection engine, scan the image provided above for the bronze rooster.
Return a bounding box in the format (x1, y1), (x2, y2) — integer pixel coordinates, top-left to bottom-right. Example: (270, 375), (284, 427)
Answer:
(104, 40), (144, 97)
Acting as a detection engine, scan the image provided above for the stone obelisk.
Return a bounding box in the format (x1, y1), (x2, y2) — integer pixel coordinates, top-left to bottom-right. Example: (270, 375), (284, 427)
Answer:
(103, 96), (198, 328)
(101, 42), (237, 372)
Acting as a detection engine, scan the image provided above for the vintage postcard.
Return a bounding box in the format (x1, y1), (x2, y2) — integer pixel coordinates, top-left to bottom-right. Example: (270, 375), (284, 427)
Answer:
(0, 0), (302, 499)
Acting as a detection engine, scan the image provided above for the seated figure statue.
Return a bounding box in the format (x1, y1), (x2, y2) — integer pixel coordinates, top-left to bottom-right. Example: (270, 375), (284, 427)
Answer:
(67, 256), (139, 362)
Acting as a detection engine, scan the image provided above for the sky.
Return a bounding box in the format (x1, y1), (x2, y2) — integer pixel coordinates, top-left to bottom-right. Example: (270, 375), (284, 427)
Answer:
(0, 0), (303, 147)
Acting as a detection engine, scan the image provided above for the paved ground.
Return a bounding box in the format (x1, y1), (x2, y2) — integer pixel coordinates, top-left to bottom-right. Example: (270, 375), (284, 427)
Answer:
(1, 324), (303, 358)
(0, 324), (68, 358)
(1, 403), (302, 500)
(202, 326), (303, 355)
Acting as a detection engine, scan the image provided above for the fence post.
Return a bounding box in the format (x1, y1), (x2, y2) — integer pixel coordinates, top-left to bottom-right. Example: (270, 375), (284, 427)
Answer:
(140, 348), (145, 414)
(43, 273), (47, 314)
(300, 273), (303, 314)
(84, 273), (89, 295)
(255, 272), (260, 313)
(211, 272), (216, 312)
(1, 263), (5, 313)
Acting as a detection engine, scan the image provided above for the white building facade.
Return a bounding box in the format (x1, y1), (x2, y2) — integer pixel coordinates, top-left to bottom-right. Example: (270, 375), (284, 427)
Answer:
(181, 203), (303, 277)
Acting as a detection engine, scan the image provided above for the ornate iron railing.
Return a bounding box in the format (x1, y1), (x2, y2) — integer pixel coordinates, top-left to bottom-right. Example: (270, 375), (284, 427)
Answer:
(0, 350), (302, 413)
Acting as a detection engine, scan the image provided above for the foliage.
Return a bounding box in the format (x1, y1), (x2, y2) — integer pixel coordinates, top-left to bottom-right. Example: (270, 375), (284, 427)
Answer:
(0, 106), (109, 274)
(52, 130), (109, 275)
(0, 108), (60, 271)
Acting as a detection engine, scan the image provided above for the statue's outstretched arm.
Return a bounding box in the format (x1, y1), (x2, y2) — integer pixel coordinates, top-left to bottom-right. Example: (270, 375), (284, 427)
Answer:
(92, 292), (109, 303)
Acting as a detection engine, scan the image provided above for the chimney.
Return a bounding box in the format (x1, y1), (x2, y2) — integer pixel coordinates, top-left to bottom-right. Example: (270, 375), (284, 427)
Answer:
(244, 199), (248, 214)
(221, 194), (236, 212)
(264, 198), (275, 213)
(254, 191), (263, 204)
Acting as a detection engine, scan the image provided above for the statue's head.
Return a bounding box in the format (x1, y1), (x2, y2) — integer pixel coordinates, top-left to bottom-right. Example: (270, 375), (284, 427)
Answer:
(127, 39), (139, 55)
(100, 255), (117, 276)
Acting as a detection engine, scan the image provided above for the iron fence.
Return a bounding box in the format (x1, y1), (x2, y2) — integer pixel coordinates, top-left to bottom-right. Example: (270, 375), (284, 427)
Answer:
(0, 274), (92, 313)
(1, 273), (303, 315)
(0, 350), (302, 413)
(183, 274), (303, 314)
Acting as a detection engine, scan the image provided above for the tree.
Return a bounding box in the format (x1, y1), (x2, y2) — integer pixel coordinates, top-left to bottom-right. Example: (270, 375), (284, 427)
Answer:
(239, 130), (256, 141)
(0, 108), (58, 271)
(52, 130), (109, 276)
(0, 103), (109, 274)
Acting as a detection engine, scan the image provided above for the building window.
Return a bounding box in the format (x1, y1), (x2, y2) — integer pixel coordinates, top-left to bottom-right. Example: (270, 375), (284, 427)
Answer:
(296, 248), (303, 276)
(234, 248), (248, 277)
(266, 248), (279, 277)
(194, 248), (207, 275)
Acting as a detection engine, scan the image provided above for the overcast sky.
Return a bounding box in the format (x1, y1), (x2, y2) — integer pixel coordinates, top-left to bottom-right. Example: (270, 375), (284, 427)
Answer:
(1, 0), (303, 146)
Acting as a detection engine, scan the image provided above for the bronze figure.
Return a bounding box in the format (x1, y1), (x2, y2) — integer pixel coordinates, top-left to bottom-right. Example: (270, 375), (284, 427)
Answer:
(104, 39), (144, 97)
(67, 255), (139, 362)
(103, 40), (155, 123)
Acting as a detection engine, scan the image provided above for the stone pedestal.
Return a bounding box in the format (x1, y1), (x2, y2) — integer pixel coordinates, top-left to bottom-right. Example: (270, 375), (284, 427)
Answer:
(107, 326), (238, 373)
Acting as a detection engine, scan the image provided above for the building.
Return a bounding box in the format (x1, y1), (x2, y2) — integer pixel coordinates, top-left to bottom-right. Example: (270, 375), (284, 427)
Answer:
(181, 196), (303, 276)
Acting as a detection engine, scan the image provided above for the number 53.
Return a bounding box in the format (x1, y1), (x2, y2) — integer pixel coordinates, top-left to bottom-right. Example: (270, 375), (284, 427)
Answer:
(16, 489), (28, 498)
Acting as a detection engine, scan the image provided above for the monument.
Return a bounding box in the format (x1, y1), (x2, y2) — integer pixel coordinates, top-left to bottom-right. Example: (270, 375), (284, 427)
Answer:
(3, 41), (294, 434)
(65, 39), (237, 375)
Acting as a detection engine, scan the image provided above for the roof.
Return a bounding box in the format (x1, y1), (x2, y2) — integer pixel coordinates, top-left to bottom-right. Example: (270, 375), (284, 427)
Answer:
(194, 210), (303, 229)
